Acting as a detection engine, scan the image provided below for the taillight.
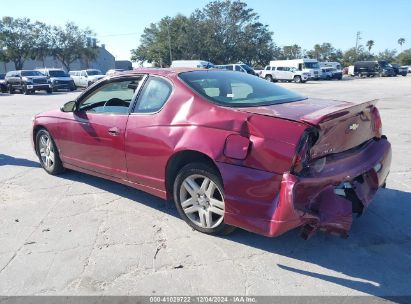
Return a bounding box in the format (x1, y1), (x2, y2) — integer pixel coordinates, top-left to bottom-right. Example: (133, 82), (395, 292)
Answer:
(291, 128), (319, 174)
(371, 106), (382, 137)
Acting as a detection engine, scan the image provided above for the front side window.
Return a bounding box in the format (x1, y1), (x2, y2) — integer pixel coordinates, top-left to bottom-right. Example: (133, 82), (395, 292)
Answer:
(303, 62), (320, 69)
(78, 78), (142, 114)
(179, 70), (305, 107)
(133, 77), (172, 113)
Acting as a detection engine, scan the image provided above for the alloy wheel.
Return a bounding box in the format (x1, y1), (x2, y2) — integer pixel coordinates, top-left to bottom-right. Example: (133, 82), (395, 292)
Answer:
(179, 174), (225, 229)
(38, 133), (55, 169)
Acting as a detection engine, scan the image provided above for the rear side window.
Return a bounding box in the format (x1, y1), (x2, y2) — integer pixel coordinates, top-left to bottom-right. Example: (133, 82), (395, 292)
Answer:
(133, 77), (172, 113)
(179, 70), (305, 107)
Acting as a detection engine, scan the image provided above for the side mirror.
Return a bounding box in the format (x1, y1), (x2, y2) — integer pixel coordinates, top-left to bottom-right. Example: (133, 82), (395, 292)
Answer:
(60, 100), (76, 112)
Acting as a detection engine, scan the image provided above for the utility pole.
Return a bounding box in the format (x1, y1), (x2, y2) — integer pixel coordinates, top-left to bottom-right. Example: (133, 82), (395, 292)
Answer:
(166, 19), (173, 65)
(355, 31), (362, 51)
(355, 31), (362, 61)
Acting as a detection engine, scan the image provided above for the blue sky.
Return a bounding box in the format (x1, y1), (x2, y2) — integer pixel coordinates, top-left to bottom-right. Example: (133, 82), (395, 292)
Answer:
(2, 0), (410, 61)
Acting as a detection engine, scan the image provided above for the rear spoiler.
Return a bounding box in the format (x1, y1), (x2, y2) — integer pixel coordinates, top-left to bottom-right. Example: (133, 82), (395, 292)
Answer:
(300, 99), (379, 126)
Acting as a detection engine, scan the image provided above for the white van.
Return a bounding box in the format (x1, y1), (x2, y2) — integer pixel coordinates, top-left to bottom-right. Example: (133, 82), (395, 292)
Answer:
(269, 59), (322, 79)
(171, 60), (214, 69)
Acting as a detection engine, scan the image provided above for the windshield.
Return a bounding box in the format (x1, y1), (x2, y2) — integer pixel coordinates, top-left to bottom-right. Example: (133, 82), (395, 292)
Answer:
(240, 64), (254, 72)
(303, 62), (320, 69)
(49, 70), (68, 77)
(21, 71), (44, 77)
(179, 70), (305, 107)
(86, 70), (102, 76)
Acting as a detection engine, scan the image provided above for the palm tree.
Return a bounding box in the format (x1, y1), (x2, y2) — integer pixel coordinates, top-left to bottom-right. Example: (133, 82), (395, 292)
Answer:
(366, 40), (375, 53)
(398, 38), (405, 52)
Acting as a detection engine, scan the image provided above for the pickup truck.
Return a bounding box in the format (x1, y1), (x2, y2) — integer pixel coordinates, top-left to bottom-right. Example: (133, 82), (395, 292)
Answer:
(260, 66), (309, 83)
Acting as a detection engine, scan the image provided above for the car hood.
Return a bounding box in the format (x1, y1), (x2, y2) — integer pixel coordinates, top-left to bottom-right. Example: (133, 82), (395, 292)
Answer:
(50, 76), (72, 81)
(26, 76), (48, 80)
(235, 98), (376, 126)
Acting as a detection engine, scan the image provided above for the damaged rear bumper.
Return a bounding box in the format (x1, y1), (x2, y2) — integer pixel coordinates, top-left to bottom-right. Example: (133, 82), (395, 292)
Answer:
(221, 137), (392, 238)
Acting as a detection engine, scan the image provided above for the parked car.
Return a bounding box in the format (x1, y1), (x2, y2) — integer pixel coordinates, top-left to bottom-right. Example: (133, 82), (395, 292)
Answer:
(261, 65), (309, 83)
(32, 69), (391, 239)
(69, 69), (105, 88)
(170, 60), (215, 69)
(215, 64), (257, 76)
(321, 67), (343, 80)
(390, 64), (408, 76)
(408, 65), (411, 73)
(319, 61), (342, 71)
(5, 70), (52, 94)
(0, 73), (7, 93)
(270, 59), (322, 80)
(106, 69), (125, 76)
(36, 68), (76, 91)
(353, 61), (395, 77)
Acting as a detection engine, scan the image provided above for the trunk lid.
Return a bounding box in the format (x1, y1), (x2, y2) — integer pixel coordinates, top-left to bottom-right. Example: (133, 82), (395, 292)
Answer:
(237, 98), (380, 158)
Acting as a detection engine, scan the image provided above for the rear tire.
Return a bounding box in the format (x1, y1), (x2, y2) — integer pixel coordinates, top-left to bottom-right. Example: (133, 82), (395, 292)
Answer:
(8, 84), (14, 94)
(35, 129), (64, 175)
(173, 163), (235, 236)
(46, 88), (52, 94)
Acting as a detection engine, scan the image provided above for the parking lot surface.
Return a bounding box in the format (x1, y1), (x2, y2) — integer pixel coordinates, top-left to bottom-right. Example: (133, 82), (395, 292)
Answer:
(0, 76), (410, 297)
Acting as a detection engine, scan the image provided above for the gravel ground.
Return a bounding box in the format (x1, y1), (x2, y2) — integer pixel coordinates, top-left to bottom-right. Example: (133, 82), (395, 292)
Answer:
(0, 75), (410, 297)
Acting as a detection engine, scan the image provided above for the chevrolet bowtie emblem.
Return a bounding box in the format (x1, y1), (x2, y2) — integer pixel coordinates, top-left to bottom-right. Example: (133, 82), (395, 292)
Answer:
(349, 123), (359, 131)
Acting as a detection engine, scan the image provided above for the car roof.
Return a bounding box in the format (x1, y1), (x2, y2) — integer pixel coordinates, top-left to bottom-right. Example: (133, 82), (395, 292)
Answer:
(116, 67), (208, 77)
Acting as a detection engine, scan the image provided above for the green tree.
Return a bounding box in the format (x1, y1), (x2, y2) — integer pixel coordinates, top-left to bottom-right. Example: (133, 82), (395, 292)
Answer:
(376, 49), (397, 62)
(341, 46), (372, 67)
(279, 44), (302, 59)
(366, 40), (374, 53)
(131, 0), (277, 67)
(50, 22), (97, 71)
(306, 43), (342, 62)
(398, 38), (405, 52)
(32, 21), (52, 68)
(0, 16), (37, 70)
(397, 49), (411, 65)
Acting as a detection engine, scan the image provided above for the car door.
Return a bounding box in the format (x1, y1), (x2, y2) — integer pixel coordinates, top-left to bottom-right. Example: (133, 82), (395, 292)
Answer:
(283, 67), (293, 80)
(58, 76), (145, 179)
(275, 67), (284, 80)
(80, 71), (88, 87)
(125, 76), (173, 190)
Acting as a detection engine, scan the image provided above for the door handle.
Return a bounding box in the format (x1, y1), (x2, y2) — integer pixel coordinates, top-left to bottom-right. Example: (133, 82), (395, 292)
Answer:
(108, 127), (120, 136)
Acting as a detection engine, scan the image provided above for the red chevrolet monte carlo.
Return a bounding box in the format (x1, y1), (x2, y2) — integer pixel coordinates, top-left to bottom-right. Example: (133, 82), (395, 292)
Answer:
(32, 68), (392, 239)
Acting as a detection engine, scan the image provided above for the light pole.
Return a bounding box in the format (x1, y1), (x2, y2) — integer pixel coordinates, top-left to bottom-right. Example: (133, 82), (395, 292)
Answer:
(166, 18), (173, 65)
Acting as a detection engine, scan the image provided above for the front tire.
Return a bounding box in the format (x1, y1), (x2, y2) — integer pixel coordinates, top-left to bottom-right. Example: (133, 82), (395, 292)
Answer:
(36, 129), (64, 175)
(294, 75), (302, 83)
(8, 84), (14, 94)
(265, 75), (273, 82)
(173, 163), (235, 236)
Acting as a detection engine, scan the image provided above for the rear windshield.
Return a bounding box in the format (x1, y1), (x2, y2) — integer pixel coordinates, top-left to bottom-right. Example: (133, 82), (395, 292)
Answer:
(49, 70), (68, 77)
(21, 71), (44, 77)
(179, 70), (305, 107)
